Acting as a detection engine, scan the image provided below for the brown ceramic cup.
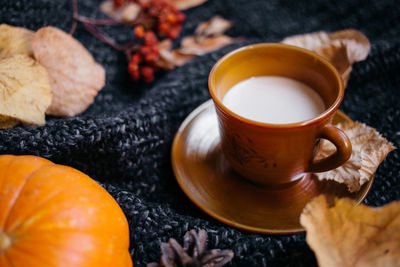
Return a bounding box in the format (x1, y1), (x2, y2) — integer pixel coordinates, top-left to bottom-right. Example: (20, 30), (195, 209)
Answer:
(208, 43), (352, 186)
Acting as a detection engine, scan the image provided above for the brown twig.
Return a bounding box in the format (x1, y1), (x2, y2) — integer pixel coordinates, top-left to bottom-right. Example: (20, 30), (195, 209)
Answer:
(81, 22), (127, 51)
(70, 0), (78, 34)
(70, 0), (122, 36)
(75, 15), (122, 26)
(70, 0), (138, 57)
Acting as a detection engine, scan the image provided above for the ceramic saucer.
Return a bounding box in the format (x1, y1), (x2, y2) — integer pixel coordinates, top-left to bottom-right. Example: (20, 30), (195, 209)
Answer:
(171, 100), (374, 234)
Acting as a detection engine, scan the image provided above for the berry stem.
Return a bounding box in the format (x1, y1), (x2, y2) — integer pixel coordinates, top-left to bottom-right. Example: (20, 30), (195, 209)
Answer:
(69, 0), (185, 83)
(70, 0), (137, 53)
(82, 22), (127, 52)
(75, 15), (122, 26)
(70, 0), (122, 35)
(70, 0), (78, 34)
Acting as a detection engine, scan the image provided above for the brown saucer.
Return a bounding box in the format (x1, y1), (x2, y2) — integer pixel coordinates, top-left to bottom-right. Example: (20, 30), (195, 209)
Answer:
(171, 100), (374, 234)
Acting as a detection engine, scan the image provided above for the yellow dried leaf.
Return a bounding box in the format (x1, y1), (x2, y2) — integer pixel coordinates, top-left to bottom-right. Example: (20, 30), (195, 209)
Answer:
(301, 196), (400, 267)
(0, 55), (52, 127)
(0, 116), (18, 129)
(282, 29), (370, 86)
(32, 26), (105, 117)
(0, 24), (34, 59)
(170, 0), (208, 10)
(314, 121), (396, 192)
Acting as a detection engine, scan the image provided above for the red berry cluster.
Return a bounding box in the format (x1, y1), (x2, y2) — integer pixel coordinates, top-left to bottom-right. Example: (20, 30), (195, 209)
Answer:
(113, 0), (129, 8)
(142, 0), (186, 39)
(128, 26), (160, 82)
(113, 0), (185, 39)
(112, 0), (185, 82)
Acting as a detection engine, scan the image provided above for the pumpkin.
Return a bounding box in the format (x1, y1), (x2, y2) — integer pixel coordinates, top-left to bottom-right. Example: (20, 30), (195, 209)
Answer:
(0, 155), (132, 267)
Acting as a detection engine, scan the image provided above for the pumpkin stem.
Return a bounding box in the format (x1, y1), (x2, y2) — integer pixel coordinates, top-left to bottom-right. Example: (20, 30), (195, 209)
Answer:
(0, 231), (11, 252)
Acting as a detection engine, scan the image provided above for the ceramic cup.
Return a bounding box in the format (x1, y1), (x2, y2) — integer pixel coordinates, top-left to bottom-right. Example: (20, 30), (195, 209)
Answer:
(208, 43), (352, 186)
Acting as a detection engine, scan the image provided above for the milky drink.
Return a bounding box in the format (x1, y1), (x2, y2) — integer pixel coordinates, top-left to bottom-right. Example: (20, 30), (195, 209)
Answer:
(222, 76), (325, 124)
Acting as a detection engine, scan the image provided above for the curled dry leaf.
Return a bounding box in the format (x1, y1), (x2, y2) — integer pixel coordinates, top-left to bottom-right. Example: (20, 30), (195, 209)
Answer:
(0, 24), (34, 59)
(0, 55), (52, 127)
(170, 0), (208, 10)
(100, 0), (142, 24)
(157, 16), (241, 68)
(179, 35), (237, 56)
(195, 15), (233, 39)
(32, 26), (105, 117)
(314, 121), (396, 192)
(301, 195), (400, 267)
(329, 29), (371, 62)
(282, 29), (370, 86)
(157, 39), (196, 69)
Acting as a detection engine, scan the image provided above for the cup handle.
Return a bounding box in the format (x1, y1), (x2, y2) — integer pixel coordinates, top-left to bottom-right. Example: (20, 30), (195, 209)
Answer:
(308, 125), (352, 173)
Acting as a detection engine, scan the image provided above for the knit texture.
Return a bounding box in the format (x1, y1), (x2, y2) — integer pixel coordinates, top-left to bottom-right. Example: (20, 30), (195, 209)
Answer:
(1, 0), (399, 266)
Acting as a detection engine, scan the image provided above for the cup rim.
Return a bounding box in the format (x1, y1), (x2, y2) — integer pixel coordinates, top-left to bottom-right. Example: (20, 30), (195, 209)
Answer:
(208, 43), (345, 129)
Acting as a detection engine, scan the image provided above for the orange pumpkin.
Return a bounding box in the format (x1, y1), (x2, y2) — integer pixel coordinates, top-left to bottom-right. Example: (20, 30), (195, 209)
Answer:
(0, 155), (132, 267)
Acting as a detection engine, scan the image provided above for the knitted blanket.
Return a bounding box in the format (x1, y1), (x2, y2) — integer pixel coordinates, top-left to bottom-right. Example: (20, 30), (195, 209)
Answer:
(1, 0), (399, 266)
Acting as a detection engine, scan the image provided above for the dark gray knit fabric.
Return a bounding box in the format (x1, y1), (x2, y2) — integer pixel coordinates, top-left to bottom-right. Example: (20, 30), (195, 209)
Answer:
(1, 0), (399, 266)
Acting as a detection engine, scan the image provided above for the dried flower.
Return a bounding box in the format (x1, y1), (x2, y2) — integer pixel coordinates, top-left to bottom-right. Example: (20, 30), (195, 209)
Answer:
(147, 229), (234, 267)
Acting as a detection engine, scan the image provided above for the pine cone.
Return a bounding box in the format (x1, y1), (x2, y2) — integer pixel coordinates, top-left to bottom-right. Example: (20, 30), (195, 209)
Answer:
(147, 229), (234, 267)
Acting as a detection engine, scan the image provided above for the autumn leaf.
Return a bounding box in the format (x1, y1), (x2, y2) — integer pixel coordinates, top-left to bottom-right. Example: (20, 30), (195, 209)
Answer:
(0, 24), (34, 59)
(169, 0), (208, 10)
(282, 29), (370, 86)
(0, 55), (52, 127)
(301, 196), (400, 267)
(32, 26), (105, 117)
(179, 35), (237, 56)
(0, 117), (18, 129)
(157, 16), (242, 68)
(194, 15), (233, 38)
(314, 121), (396, 192)
(157, 39), (196, 69)
(329, 29), (371, 63)
(100, 0), (142, 24)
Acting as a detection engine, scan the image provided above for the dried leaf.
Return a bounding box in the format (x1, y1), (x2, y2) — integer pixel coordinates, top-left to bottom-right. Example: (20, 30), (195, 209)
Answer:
(156, 40), (176, 70)
(282, 31), (330, 52)
(301, 196), (400, 267)
(0, 55), (52, 127)
(314, 121), (396, 192)
(100, 0), (141, 24)
(32, 26), (105, 117)
(179, 35), (237, 56)
(282, 29), (370, 86)
(0, 24), (34, 59)
(329, 29), (371, 63)
(316, 42), (352, 83)
(157, 46), (196, 69)
(195, 15), (232, 38)
(170, 0), (208, 10)
(0, 116), (18, 129)
(156, 16), (240, 69)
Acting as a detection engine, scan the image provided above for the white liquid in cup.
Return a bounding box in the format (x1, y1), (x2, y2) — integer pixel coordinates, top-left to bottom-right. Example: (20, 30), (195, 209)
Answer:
(222, 76), (326, 124)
